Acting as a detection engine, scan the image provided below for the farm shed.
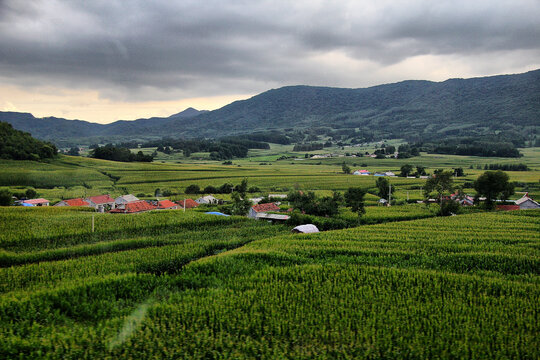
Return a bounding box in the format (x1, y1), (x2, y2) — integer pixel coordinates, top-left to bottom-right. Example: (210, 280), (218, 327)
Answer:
(249, 202), (281, 219)
(292, 224), (319, 233)
(515, 194), (540, 210)
(255, 213), (290, 222)
(22, 198), (50, 206)
(496, 205), (520, 211)
(54, 198), (90, 207)
(268, 194), (287, 199)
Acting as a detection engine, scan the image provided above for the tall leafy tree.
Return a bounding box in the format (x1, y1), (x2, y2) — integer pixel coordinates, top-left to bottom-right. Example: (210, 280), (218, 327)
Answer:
(376, 177), (394, 200)
(0, 189), (13, 206)
(423, 171), (454, 202)
(474, 171), (514, 209)
(400, 164), (414, 177)
(344, 188), (366, 216)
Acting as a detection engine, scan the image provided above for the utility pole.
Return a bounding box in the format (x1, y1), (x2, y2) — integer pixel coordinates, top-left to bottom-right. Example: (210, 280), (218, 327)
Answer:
(183, 198), (186, 212)
(92, 215), (95, 233)
(388, 181), (391, 206)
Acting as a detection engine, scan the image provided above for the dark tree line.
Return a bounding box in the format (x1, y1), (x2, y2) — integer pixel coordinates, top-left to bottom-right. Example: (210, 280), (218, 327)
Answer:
(140, 137), (270, 160)
(0, 122), (57, 161)
(483, 163), (529, 171)
(421, 137), (522, 158)
(90, 144), (153, 162)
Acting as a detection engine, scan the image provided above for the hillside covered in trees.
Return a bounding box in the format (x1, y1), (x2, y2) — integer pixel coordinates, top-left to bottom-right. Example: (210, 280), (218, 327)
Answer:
(1, 69), (538, 147)
(0, 122), (57, 161)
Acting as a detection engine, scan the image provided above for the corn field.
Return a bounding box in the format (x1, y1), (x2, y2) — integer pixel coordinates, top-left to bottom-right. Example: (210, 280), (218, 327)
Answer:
(0, 207), (538, 358)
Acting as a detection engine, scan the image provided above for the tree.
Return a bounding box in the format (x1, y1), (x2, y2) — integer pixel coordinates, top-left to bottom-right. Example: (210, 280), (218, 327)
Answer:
(287, 190), (339, 217)
(218, 183), (234, 194)
(234, 179), (248, 195)
(344, 188), (366, 216)
(453, 168), (464, 177)
(204, 185), (218, 194)
(185, 184), (200, 194)
(342, 163), (351, 174)
(423, 171), (454, 202)
(416, 166), (426, 176)
(154, 188), (162, 197)
(400, 164), (414, 177)
(25, 188), (37, 199)
(474, 170), (514, 209)
(0, 189), (13, 206)
(67, 147), (80, 156)
(230, 191), (251, 216)
(376, 177), (394, 200)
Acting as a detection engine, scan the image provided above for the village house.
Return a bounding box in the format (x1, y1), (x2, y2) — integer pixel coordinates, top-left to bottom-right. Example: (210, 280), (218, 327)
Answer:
(249, 202), (281, 219)
(177, 199), (199, 209)
(54, 198), (90, 207)
(353, 169), (370, 176)
(114, 194), (140, 208)
(109, 200), (155, 214)
(195, 195), (219, 205)
(155, 200), (179, 210)
(86, 194), (116, 212)
(515, 193), (540, 210)
(22, 198), (50, 206)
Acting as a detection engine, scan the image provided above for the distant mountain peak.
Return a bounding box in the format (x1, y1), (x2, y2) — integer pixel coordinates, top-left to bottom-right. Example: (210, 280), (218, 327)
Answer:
(168, 107), (208, 119)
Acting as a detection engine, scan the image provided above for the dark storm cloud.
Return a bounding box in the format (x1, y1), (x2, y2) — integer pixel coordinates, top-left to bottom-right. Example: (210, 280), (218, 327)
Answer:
(0, 0), (539, 101)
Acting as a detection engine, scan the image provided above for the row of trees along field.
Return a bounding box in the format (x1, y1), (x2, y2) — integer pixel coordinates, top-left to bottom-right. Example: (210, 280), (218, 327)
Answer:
(137, 137), (270, 159)
(90, 144), (154, 162)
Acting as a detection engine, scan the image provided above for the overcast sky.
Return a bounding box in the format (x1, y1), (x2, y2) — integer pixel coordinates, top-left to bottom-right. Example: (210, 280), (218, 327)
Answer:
(1, 0), (539, 123)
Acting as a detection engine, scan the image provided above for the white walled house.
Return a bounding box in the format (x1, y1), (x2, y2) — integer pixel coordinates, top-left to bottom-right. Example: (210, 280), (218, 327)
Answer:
(115, 194), (140, 208)
(195, 195), (219, 205)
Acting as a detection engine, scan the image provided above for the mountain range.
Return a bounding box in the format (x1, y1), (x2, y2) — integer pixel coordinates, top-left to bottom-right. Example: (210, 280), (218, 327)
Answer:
(1, 69), (539, 146)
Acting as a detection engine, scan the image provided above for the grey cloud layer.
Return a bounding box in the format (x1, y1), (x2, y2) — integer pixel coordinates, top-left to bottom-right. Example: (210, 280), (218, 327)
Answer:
(1, 0), (539, 101)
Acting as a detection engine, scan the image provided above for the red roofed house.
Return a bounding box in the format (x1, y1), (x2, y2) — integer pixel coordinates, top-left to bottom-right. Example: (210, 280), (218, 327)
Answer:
(249, 202), (280, 219)
(109, 200), (156, 214)
(86, 194), (116, 212)
(177, 199), (199, 209)
(54, 198), (90, 207)
(22, 198), (50, 206)
(156, 200), (178, 210)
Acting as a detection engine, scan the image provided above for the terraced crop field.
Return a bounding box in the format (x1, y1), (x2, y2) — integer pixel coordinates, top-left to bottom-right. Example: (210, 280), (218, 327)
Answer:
(1, 208), (538, 358)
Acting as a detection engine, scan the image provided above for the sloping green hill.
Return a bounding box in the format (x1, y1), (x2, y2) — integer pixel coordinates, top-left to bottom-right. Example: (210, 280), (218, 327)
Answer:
(1, 69), (539, 144)
(0, 122), (57, 160)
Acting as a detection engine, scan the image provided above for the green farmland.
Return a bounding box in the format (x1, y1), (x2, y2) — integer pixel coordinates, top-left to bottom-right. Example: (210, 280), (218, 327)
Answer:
(1, 147), (539, 202)
(0, 147), (539, 358)
(0, 207), (538, 358)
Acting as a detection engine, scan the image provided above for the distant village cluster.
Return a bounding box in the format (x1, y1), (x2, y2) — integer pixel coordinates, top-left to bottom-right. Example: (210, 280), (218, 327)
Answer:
(15, 193), (304, 222)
